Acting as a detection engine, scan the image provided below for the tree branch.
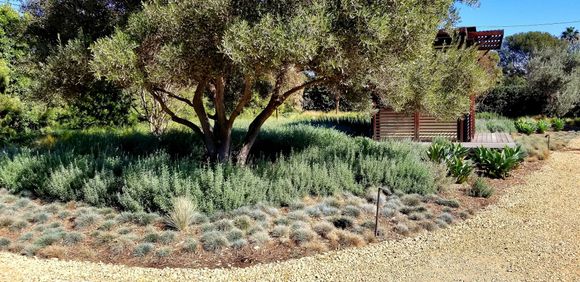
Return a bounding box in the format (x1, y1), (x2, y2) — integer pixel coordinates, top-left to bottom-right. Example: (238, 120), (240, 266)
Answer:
(149, 89), (203, 136)
(228, 75), (254, 128)
(153, 87), (194, 107)
(191, 79), (214, 139)
(213, 76), (228, 128)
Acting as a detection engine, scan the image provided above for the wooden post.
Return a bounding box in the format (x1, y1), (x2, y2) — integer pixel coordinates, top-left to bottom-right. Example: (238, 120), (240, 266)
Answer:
(413, 112), (420, 141)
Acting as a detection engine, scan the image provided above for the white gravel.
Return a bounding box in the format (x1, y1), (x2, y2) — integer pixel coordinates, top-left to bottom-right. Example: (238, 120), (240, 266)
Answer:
(1, 139), (579, 282)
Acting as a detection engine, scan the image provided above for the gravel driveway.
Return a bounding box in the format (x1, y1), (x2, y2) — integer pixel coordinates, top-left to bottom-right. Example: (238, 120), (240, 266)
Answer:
(1, 139), (579, 282)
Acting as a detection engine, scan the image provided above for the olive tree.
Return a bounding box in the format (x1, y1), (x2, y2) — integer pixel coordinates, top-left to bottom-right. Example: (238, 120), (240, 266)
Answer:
(91, 0), (457, 164)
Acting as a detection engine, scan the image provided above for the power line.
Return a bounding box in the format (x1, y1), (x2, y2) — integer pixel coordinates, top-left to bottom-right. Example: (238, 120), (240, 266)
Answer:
(480, 19), (580, 29)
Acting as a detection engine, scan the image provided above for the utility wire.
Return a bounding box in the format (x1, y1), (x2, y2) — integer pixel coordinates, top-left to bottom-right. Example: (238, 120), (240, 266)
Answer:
(480, 19), (580, 29)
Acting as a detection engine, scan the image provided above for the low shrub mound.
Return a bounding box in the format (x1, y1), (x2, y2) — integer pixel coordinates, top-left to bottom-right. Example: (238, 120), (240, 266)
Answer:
(0, 125), (439, 214)
(0, 187), (469, 266)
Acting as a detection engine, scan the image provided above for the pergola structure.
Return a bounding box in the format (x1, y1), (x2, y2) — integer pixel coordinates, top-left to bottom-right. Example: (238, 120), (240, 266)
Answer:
(372, 27), (504, 142)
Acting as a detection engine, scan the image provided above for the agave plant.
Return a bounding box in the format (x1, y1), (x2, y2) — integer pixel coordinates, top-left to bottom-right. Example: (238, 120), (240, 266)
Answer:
(446, 156), (473, 184)
(536, 119), (549, 134)
(473, 146), (524, 178)
(551, 118), (565, 131)
(426, 143), (448, 163)
(515, 118), (537, 135)
(427, 142), (468, 163)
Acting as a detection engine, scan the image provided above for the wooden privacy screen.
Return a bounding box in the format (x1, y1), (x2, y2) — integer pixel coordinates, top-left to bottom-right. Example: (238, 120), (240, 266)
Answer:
(372, 108), (471, 142)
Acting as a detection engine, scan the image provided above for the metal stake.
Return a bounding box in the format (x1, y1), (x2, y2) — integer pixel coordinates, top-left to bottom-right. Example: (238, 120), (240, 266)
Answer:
(546, 134), (551, 150)
(374, 187), (381, 237)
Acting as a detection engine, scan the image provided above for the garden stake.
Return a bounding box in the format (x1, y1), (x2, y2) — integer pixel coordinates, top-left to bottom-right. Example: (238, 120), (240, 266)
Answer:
(375, 187), (381, 237)
(545, 134), (550, 150)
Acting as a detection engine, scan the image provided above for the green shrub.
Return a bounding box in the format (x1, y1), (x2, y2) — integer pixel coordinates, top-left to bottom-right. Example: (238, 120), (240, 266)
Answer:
(536, 119), (549, 133)
(468, 178), (494, 198)
(446, 156), (473, 184)
(515, 118), (537, 135)
(426, 142), (448, 163)
(475, 114), (516, 133)
(551, 118), (565, 131)
(473, 146), (524, 178)
(0, 124), (441, 213)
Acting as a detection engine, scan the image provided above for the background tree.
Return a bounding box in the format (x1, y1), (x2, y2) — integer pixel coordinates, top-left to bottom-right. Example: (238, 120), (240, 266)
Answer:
(479, 29), (580, 117)
(561, 26), (579, 43)
(527, 47), (580, 116)
(22, 0), (142, 128)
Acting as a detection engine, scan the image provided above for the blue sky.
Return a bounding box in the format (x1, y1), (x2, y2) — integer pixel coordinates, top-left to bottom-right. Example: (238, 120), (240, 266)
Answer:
(458, 0), (580, 36)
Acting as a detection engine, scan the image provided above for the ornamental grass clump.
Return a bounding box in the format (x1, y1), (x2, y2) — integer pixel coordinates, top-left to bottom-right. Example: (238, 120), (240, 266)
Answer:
(182, 238), (198, 253)
(271, 225), (290, 238)
(74, 212), (100, 229)
(133, 243), (154, 257)
(166, 196), (196, 231)
(249, 231), (270, 245)
(313, 221), (335, 238)
(0, 237), (10, 248)
(434, 198), (460, 208)
(342, 205), (361, 218)
(231, 238), (248, 249)
(159, 231), (176, 244)
(233, 215), (253, 231)
(201, 231), (228, 252)
(468, 178), (494, 198)
(394, 223), (410, 235)
(290, 227), (316, 245)
(226, 228), (244, 242)
(62, 232), (84, 246)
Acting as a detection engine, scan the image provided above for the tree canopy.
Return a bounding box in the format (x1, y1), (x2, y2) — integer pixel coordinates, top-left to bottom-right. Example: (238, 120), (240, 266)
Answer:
(91, 0), (494, 164)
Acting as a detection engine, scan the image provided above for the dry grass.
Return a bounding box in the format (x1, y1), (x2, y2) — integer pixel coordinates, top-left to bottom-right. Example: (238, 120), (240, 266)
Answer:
(166, 197), (197, 232)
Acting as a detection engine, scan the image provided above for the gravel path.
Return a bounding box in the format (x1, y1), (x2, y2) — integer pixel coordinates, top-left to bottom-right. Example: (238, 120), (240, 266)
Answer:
(1, 140), (580, 282)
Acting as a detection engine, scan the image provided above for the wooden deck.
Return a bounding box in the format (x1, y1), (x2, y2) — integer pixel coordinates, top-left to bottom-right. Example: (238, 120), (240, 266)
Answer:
(416, 133), (517, 148)
(461, 133), (516, 148)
